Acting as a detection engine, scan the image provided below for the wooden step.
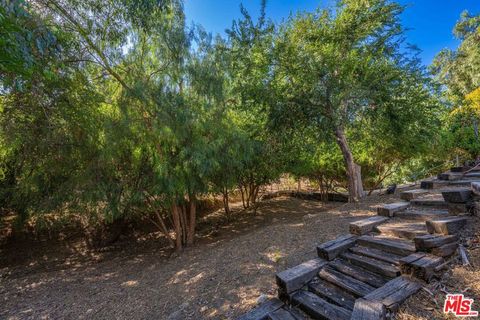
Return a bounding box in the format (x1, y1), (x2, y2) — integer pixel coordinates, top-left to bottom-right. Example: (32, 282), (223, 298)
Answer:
(399, 253), (444, 281)
(268, 307), (305, 320)
(329, 259), (388, 288)
(464, 172), (480, 178)
(375, 222), (428, 240)
(419, 179), (475, 189)
(442, 188), (473, 203)
(410, 198), (448, 208)
(349, 246), (404, 265)
(400, 189), (428, 201)
(450, 166), (469, 173)
(377, 202), (409, 217)
(414, 234), (458, 250)
(426, 216), (467, 235)
(431, 242), (458, 257)
(237, 298), (284, 320)
(341, 252), (400, 278)
(317, 234), (357, 261)
(363, 276), (422, 311)
(308, 278), (356, 310)
(276, 258), (328, 294)
(291, 291), (352, 320)
(448, 179), (480, 187)
(395, 209), (450, 221)
(351, 299), (386, 320)
(448, 202), (474, 215)
(473, 181), (480, 196)
(357, 235), (416, 256)
(438, 172), (463, 181)
(420, 180), (440, 189)
(350, 216), (389, 235)
(319, 267), (375, 297)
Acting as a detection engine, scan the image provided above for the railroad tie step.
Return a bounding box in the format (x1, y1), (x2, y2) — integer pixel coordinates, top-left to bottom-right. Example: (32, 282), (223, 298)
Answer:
(351, 299), (386, 320)
(318, 266), (375, 297)
(329, 259), (388, 288)
(268, 307), (306, 320)
(276, 258), (328, 295)
(399, 252), (444, 281)
(414, 234), (458, 250)
(290, 291), (352, 320)
(350, 216), (389, 235)
(375, 222), (428, 240)
(395, 209), (450, 221)
(441, 188), (473, 203)
(409, 198), (448, 209)
(377, 202), (409, 217)
(317, 234), (357, 260)
(341, 252), (400, 278)
(348, 245), (404, 266)
(414, 234), (460, 258)
(237, 298), (284, 320)
(356, 235), (416, 256)
(308, 278), (356, 310)
(400, 189), (428, 201)
(362, 276), (423, 312)
(426, 216), (467, 235)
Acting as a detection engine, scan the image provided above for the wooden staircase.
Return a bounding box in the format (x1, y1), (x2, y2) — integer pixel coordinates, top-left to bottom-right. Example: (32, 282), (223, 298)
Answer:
(238, 167), (475, 320)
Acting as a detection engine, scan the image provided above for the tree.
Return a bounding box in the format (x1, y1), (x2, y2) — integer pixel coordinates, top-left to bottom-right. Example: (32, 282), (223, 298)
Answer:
(270, 0), (436, 201)
(432, 11), (480, 159)
(431, 11), (480, 104)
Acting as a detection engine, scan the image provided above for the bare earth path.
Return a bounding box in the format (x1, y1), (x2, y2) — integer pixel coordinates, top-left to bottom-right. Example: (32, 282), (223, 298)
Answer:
(0, 196), (389, 320)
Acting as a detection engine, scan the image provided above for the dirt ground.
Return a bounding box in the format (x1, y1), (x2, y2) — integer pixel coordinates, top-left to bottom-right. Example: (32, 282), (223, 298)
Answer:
(0, 190), (478, 319)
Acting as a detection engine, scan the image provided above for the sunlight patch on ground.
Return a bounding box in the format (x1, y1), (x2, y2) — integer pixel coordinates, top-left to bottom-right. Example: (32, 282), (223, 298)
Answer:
(185, 272), (205, 285)
(121, 280), (139, 287)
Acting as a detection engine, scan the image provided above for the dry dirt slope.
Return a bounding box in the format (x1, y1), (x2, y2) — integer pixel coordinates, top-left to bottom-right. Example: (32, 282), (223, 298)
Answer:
(3, 191), (477, 320)
(1, 196), (383, 320)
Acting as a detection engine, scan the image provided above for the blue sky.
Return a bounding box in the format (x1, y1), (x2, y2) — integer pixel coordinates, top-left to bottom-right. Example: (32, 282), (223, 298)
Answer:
(184, 0), (480, 66)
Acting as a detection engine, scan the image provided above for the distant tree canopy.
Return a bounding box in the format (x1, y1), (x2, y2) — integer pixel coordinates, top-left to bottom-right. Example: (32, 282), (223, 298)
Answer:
(432, 11), (480, 159)
(0, 0), (457, 250)
(269, 0), (442, 200)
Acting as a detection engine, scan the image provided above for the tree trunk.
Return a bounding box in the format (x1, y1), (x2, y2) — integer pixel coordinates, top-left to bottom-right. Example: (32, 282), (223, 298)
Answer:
(180, 204), (188, 245)
(186, 197), (196, 245)
(222, 188), (230, 215)
(171, 204), (182, 251)
(334, 126), (364, 202)
(154, 211), (175, 248)
(239, 184), (247, 209)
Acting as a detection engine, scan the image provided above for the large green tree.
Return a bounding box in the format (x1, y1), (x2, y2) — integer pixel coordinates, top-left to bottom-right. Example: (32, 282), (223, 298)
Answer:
(270, 0), (439, 201)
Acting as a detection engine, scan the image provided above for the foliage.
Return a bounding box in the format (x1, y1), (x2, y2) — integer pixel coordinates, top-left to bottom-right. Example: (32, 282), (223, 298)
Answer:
(432, 11), (480, 159)
(0, 0), (454, 250)
(269, 0), (442, 199)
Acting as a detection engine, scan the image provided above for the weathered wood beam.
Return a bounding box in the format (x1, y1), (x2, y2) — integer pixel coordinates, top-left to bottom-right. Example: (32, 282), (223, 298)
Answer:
(329, 259), (387, 288)
(308, 279), (356, 310)
(442, 188), (472, 203)
(350, 216), (389, 235)
(291, 291), (352, 320)
(377, 202), (409, 217)
(341, 252), (400, 278)
(363, 276), (422, 311)
(317, 234), (358, 260)
(351, 298), (386, 320)
(357, 235), (415, 256)
(318, 267), (375, 297)
(276, 258), (328, 294)
(400, 189), (428, 201)
(399, 253), (444, 281)
(426, 216), (467, 235)
(237, 298), (284, 320)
